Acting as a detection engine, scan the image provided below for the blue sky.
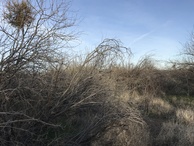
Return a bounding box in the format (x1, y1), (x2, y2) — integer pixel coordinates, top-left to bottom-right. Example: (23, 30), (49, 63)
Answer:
(71, 0), (194, 62)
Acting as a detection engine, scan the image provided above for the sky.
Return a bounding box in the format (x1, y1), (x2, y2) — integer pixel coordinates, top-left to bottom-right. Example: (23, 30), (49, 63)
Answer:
(71, 0), (194, 63)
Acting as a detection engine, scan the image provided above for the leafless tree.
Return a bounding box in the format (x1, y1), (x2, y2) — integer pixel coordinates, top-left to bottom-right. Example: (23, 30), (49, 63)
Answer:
(0, 0), (76, 75)
(176, 31), (194, 96)
(0, 0), (77, 145)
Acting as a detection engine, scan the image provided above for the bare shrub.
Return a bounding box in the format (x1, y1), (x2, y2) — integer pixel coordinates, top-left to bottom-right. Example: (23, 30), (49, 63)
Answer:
(0, 0), (76, 144)
(65, 39), (148, 145)
(126, 56), (165, 97)
(161, 67), (194, 96)
(0, 0), (76, 77)
(181, 31), (194, 67)
(167, 31), (194, 96)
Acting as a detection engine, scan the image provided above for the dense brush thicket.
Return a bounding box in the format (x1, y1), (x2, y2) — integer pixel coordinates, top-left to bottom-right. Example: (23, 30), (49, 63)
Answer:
(0, 43), (151, 145)
(1, 0), (194, 146)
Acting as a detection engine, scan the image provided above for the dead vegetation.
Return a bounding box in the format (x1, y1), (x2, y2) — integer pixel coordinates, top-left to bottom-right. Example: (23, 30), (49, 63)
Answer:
(1, 0), (194, 146)
(0, 1), (147, 144)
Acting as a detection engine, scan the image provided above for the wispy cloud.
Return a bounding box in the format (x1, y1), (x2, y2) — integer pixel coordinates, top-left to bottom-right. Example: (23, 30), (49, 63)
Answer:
(130, 30), (155, 45)
(130, 20), (172, 46)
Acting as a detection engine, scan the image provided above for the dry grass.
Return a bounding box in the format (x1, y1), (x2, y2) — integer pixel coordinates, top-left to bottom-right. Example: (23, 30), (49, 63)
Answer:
(176, 107), (194, 124)
(148, 97), (174, 117)
(92, 120), (150, 146)
(91, 99), (150, 146)
(155, 121), (194, 146)
(128, 91), (174, 117)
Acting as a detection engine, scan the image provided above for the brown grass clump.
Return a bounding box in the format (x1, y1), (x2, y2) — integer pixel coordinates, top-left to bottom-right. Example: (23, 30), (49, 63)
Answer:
(128, 91), (174, 118)
(176, 107), (194, 124)
(147, 97), (174, 117)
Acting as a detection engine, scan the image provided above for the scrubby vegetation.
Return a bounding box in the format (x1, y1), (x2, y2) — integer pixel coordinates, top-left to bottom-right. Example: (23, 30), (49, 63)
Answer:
(1, 0), (194, 146)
